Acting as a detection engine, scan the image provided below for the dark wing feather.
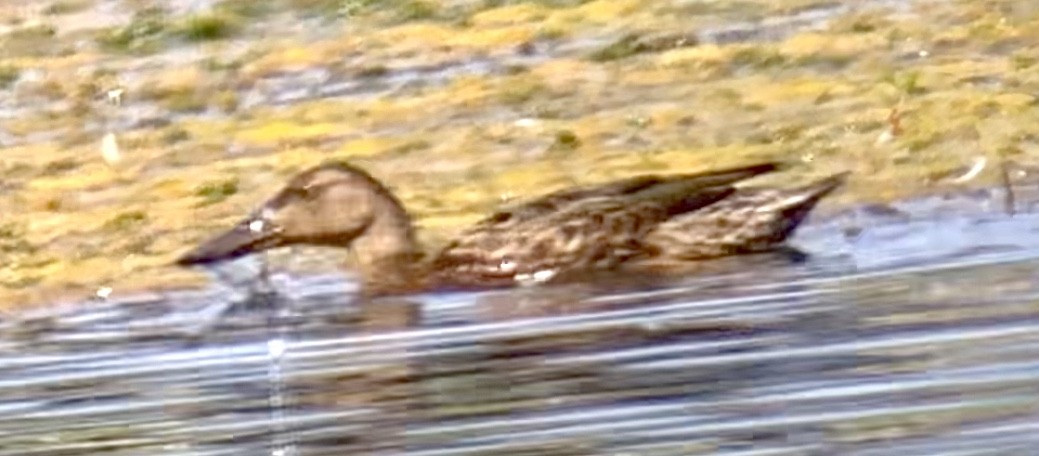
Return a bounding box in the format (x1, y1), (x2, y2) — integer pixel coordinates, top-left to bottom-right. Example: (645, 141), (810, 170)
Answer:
(431, 164), (782, 287)
(473, 162), (783, 230)
(644, 172), (848, 259)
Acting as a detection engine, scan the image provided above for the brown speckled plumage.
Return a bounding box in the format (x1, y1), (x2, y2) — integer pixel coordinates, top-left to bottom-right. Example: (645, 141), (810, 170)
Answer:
(643, 172), (849, 259)
(176, 160), (847, 295)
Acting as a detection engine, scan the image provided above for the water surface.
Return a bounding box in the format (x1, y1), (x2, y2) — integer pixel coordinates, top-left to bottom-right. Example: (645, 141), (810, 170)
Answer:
(4, 186), (1039, 455)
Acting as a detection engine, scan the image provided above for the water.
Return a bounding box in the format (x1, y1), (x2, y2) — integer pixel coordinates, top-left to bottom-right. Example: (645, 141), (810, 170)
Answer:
(3, 185), (1039, 455)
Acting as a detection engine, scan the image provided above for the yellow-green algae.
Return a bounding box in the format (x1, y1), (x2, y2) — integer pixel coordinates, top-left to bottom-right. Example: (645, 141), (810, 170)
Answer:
(0, 0), (1038, 307)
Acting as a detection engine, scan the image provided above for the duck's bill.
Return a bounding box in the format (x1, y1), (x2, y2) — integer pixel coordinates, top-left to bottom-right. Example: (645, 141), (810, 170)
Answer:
(176, 221), (282, 266)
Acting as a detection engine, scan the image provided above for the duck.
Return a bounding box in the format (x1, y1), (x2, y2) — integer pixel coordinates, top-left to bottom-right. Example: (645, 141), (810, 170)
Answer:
(176, 160), (848, 296)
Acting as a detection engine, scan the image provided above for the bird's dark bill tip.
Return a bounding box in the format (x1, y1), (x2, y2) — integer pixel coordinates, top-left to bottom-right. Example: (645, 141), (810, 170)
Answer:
(174, 225), (275, 267)
(174, 249), (219, 266)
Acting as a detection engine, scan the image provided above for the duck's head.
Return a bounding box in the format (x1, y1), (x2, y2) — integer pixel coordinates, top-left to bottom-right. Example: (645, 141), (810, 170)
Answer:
(176, 161), (416, 267)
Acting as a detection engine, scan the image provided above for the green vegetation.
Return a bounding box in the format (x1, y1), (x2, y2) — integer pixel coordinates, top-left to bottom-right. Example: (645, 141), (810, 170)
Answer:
(588, 33), (649, 62)
(162, 90), (209, 113)
(96, 7), (170, 53)
(216, 0), (276, 18)
(286, 0), (439, 22)
(97, 8), (240, 54)
(886, 70), (925, 96)
(43, 0), (92, 15)
(40, 158), (80, 176)
(0, 65), (19, 89)
(498, 75), (550, 105)
(103, 211), (148, 232)
(551, 130), (581, 151)
(177, 13), (239, 41)
(731, 46), (787, 70)
(0, 223), (35, 254)
(195, 178), (240, 206)
(10, 23), (57, 40)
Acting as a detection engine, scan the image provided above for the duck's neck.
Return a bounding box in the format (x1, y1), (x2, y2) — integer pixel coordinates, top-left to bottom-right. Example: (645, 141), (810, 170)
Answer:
(350, 207), (427, 294)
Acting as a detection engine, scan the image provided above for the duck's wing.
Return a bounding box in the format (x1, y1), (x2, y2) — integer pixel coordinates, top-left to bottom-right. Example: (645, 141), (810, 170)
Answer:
(643, 172), (849, 260)
(431, 162), (783, 287)
(472, 161), (783, 230)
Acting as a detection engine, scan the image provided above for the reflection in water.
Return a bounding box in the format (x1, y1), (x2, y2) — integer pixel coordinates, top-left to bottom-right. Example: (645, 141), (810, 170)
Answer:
(4, 190), (1039, 455)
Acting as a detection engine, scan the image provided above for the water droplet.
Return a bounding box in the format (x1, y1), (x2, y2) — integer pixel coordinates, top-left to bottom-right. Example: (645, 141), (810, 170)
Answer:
(268, 338), (286, 358)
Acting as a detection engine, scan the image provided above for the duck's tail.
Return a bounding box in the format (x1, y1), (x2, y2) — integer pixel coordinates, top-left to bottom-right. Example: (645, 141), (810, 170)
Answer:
(757, 171), (849, 241)
(777, 171), (849, 213)
(642, 171), (849, 260)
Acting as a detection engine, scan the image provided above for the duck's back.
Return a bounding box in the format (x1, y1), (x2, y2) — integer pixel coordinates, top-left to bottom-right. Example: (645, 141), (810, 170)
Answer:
(642, 172), (848, 259)
(429, 162), (781, 288)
